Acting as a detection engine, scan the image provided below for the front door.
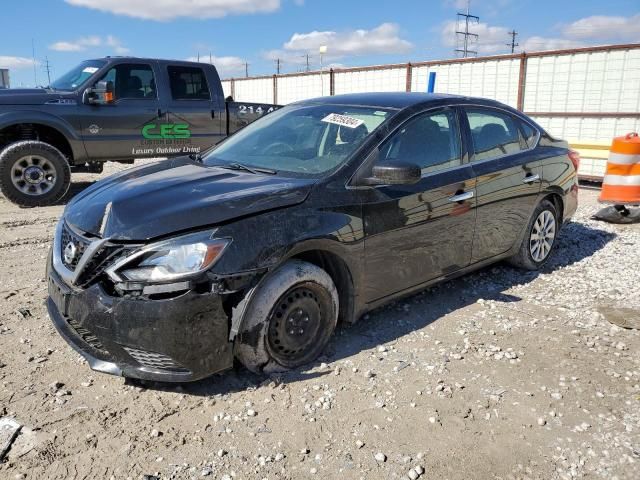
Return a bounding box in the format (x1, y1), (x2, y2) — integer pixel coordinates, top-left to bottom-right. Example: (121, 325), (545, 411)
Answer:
(362, 108), (477, 302)
(78, 61), (165, 160)
(163, 64), (225, 156)
(463, 108), (544, 262)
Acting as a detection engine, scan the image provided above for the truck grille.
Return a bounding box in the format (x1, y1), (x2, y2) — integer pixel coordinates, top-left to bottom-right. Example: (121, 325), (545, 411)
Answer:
(123, 347), (190, 374)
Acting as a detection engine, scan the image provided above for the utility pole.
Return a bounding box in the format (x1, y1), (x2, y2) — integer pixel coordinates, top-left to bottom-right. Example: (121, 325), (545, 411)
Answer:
(209, 52), (213, 64)
(506, 30), (519, 53)
(43, 56), (52, 85)
(455, 0), (479, 58)
(244, 62), (249, 78)
(305, 54), (310, 72)
(275, 58), (281, 74)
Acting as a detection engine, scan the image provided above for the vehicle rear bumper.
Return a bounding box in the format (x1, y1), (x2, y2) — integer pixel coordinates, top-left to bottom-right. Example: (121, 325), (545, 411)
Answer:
(46, 267), (234, 383)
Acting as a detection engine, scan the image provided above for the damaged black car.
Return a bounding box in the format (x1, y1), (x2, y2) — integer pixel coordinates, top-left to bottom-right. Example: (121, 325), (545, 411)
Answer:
(47, 93), (578, 382)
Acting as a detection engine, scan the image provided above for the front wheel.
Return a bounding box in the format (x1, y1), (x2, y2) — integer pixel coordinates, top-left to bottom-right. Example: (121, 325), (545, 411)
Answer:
(0, 141), (71, 207)
(508, 199), (559, 270)
(234, 260), (339, 374)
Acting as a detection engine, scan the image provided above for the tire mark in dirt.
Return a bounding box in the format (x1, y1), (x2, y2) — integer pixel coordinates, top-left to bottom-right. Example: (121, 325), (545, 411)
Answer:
(0, 236), (51, 249)
(1, 218), (57, 229)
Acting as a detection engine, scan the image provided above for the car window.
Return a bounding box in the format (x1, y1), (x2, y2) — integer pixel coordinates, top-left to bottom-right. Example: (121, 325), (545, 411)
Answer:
(466, 109), (523, 161)
(517, 119), (539, 149)
(205, 104), (394, 178)
(377, 109), (462, 174)
(168, 66), (211, 100)
(96, 64), (156, 100)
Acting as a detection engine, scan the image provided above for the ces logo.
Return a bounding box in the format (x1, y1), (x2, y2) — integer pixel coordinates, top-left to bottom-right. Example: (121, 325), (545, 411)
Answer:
(142, 123), (191, 139)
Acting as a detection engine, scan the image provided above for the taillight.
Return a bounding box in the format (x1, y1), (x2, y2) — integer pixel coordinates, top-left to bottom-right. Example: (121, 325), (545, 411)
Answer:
(568, 149), (581, 171)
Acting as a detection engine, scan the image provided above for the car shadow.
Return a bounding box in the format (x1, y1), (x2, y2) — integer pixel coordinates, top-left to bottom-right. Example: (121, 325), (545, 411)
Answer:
(129, 220), (615, 396)
(55, 181), (97, 205)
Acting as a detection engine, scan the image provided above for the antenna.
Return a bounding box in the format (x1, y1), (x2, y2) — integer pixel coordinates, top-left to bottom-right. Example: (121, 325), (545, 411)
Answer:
(506, 30), (519, 54)
(31, 39), (38, 86)
(455, 0), (479, 58)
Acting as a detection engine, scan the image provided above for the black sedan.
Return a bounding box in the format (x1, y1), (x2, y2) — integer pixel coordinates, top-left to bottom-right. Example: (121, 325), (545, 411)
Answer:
(47, 93), (578, 382)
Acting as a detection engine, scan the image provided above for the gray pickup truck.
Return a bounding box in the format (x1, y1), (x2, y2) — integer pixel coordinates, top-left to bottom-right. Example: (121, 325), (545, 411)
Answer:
(0, 57), (277, 206)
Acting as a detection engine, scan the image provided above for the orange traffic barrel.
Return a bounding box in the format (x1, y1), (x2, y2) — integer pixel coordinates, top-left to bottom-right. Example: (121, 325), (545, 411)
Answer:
(599, 132), (640, 205)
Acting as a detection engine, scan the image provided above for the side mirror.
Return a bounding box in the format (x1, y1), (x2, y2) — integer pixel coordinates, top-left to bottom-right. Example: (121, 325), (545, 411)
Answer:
(366, 161), (422, 185)
(84, 80), (114, 105)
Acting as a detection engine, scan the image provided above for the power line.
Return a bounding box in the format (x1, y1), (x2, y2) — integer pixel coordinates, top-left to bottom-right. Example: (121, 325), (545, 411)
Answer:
(506, 30), (519, 54)
(455, 0), (479, 58)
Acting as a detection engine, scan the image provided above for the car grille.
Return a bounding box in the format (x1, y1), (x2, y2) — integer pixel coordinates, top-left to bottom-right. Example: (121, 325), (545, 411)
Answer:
(60, 223), (91, 271)
(123, 347), (191, 374)
(65, 316), (107, 353)
(59, 222), (130, 287)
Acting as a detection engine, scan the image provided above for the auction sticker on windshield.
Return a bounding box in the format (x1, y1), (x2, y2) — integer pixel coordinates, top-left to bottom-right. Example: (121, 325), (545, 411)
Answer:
(82, 67), (99, 74)
(322, 113), (365, 129)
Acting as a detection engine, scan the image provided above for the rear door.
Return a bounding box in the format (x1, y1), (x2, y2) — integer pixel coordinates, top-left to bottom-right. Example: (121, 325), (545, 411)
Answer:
(79, 61), (165, 160)
(363, 107), (477, 301)
(163, 64), (225, 154)
(463, 107), (543, 262)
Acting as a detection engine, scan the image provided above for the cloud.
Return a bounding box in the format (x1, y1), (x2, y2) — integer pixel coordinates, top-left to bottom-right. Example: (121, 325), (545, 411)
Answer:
(186, 55), (247, 76)
(65, 0), (280, 21)
(0, 56), (38, 69)
(563, 14), (640, 42)
(520, 36), (584, 52)
(281, 23), (413, 58)
(49, 35), (129, 54)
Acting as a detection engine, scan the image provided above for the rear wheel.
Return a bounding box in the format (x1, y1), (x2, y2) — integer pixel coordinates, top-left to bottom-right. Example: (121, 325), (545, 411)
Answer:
(508, 199), (559, 270)
(234, 260), (339, 374)
(0, 141), (71, 207)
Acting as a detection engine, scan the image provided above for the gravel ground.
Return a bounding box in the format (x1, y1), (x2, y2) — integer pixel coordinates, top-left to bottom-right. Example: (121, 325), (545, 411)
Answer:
(0, 162), (639, 480)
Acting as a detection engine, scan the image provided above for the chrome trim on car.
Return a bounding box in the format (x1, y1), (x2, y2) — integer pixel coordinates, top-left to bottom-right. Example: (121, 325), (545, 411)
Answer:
(52, 220), (111, 289)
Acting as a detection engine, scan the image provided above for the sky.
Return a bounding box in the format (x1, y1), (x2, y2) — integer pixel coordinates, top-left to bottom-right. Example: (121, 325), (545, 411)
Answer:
(1, 0), (639, 87)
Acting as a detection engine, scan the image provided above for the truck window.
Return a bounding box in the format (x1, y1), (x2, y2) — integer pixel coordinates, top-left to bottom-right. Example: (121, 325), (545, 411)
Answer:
(96, 63), (156, 100)
(168, 66), (211, 101)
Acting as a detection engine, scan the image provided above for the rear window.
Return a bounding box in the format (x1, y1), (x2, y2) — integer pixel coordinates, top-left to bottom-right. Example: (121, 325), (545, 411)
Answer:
(466, 109), (522, 161)
(168, 66), (210, 100)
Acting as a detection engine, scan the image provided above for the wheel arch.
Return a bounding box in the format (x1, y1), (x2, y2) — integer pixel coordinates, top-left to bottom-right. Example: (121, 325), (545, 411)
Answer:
(0, 113), (85, 164)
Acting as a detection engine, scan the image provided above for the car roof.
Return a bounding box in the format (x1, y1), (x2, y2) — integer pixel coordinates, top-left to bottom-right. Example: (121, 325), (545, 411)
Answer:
(296, 92), (512, 111)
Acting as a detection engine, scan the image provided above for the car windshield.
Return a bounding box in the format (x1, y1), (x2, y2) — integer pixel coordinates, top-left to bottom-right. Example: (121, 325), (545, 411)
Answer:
(50, 60), (106, 91)
(204, 104), (394, 177)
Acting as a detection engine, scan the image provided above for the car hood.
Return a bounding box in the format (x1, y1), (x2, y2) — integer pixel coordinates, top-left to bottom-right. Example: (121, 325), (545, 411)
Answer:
(64, 157), (317, 241)
(0, 88), (75, 105)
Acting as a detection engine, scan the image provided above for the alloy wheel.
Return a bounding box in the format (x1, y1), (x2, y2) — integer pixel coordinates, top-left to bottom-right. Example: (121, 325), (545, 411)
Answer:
(529, 210), (556, 262)
(11, 155), (57, 196)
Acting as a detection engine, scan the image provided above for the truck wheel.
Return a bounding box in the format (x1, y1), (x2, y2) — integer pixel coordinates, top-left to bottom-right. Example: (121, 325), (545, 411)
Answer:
(234, 260), (339, 374)
(0, 141), (71, 207)
(508, 199), (559, 270)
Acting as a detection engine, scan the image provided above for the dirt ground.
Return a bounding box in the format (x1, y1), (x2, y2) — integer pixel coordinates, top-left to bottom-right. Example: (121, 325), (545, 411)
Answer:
(0, 162), (639, 480)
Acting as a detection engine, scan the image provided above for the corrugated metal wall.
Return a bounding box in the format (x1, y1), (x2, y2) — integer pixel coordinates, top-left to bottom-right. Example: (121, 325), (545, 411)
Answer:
(224, 44), (640, 179)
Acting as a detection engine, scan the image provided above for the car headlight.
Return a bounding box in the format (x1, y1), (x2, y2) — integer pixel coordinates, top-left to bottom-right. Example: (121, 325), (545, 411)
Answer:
(106, 231), (230, 283)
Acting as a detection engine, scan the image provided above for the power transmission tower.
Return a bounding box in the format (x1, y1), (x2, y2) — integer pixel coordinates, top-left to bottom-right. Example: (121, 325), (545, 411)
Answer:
(507, 30), (519, 54)
(455, 0), (479, 58)
(43, 57), (52, 85)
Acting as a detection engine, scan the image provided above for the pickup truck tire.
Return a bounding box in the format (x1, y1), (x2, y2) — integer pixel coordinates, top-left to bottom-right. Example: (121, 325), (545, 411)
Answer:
(0, 141), (71, 207)
(508, 199), (559, 270)
(234, 260), (339, 374)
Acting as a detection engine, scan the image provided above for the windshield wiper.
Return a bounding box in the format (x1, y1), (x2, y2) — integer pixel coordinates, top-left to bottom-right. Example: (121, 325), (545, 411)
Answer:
(213, 162), (277, 175)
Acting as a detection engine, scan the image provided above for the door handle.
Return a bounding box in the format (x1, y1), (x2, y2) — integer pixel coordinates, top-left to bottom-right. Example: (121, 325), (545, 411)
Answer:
(448, 191), (474, 203)
(523, 174), (540, 184)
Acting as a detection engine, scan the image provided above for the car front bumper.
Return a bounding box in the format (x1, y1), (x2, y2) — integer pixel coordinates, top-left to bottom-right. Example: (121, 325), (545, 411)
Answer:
(46, 265), (234, 383)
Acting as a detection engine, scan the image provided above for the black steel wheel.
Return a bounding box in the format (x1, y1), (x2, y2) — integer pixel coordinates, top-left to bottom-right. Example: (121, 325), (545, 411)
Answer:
(234, 260), (339, 373)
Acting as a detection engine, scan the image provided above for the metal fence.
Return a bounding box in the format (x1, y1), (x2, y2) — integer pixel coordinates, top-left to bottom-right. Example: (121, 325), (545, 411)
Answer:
(222, 43), (640, 180)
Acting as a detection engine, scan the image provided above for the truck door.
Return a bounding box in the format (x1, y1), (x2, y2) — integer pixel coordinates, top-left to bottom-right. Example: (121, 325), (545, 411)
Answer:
(162, 64), (225, 155)
(78, 61), (166, 160)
